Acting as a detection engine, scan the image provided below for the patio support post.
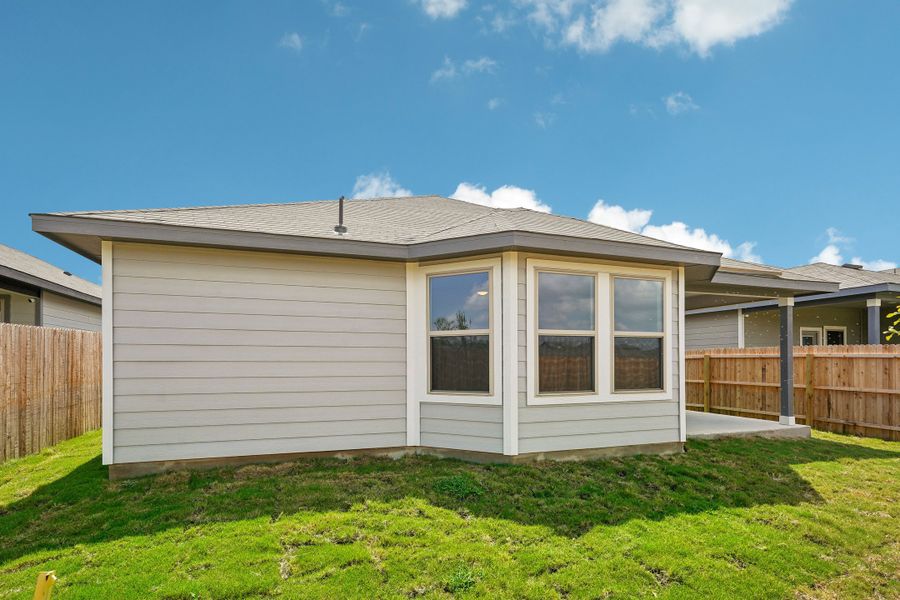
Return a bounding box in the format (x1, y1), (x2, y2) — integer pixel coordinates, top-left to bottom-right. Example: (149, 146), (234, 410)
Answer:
(778, 297), (795, 425)
(867, 298), (882, 344)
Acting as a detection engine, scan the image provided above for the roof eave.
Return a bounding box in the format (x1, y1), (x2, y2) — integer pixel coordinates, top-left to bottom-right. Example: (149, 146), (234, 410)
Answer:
(31, 214), (724, 269)
(0, 264), (101, 305)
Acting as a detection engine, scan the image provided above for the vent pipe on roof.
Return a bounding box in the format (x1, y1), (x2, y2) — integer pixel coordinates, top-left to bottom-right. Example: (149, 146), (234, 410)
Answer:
(334, 196), (348, 235)
(842, 263), (863, 270)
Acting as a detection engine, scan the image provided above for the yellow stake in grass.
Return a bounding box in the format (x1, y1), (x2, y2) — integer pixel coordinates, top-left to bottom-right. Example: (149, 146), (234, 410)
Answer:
(33, 571), (57, 600)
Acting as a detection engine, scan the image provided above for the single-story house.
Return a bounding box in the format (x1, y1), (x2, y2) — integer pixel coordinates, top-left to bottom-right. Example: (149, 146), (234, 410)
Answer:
(31, 196), (838, 477)
(686, 262), (900, 350)
(0, 243), (101, 330)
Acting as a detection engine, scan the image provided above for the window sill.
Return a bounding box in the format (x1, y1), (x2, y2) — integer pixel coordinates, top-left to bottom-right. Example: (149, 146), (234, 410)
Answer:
(526, 392), (674, 406)
(421, 394), (502, 406)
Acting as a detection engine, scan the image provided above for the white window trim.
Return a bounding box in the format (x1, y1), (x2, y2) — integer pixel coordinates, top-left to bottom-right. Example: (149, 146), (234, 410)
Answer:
(823, 325), (848, 345)
(526, 258), (673, 406)
(409, 257), (503, 406)
(799, 326), (822, 346)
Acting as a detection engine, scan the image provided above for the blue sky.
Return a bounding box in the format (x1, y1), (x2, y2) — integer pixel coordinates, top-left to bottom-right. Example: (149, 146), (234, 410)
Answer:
(2, 0), (897, 283)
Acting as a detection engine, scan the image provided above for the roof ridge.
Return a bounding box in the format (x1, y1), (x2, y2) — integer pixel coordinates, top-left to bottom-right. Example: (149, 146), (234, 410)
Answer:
(42, 195), (447, 217)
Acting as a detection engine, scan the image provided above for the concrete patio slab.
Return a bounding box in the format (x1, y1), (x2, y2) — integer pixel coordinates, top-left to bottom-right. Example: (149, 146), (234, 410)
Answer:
(687, 411), (811, 440)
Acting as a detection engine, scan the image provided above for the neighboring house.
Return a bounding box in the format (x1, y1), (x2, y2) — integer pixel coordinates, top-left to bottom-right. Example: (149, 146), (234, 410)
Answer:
(32, 196), (836, 476)
(686, 262), (900, 349)
(0, 243), (101, 330)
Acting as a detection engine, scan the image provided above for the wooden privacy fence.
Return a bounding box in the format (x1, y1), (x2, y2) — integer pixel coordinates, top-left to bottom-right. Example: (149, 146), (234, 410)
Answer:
(0, 323), (102, 462)
(686, 345), (900, 441)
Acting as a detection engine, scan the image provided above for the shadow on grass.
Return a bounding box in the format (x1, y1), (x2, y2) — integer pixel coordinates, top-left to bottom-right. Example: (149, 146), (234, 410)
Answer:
(1, 435), (897, 566)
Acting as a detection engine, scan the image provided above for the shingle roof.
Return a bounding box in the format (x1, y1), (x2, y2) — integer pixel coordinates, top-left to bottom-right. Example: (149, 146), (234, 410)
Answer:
(717, 257), (833, 283)
(47, 195), (699, 252)
(786, 262), (900, 289)
(0, 244), (101, 299)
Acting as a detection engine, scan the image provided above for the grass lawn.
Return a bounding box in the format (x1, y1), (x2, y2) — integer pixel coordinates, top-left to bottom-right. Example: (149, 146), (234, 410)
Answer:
(1, 431), (898, 599)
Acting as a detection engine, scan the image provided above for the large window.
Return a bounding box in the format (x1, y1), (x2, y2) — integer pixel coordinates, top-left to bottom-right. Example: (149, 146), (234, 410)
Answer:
(536, 272), (596, 394)
(428, 270), (491, 393)
(613, 277), (664, 391)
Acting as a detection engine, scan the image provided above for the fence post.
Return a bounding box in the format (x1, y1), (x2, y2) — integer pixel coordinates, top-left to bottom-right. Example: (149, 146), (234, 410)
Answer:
(703, 353), (711, 412)
(805, 350), (815, 427)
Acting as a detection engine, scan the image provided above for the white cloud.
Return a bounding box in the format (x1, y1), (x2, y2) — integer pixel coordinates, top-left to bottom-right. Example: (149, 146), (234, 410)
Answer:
(587, 200), (652, 232)
(419, 0), (467, 19)
(430, 57), (458, 82)
(588, 199), (761, 262)
(430, 56), (497, 82)
(351, 172), (413, 199)
(487, 97), (504, 110)
(451, 182), (552, 212)
(516, 0), (793, 56)
(534, 111), (557, 128)
(670, 0), (792, 56)
(810, 227), (896, 270)
(278, 32), (304, 52)
(462, 56), (498, 74)
(664, 91), (699, 115)
(564, 0), (665, 52)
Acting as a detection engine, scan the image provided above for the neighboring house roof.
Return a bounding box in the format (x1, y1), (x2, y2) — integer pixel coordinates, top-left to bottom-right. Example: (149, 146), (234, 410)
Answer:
(688, 261), (900, 315)
(785, 262), (900, 289)
(0, 243), (101, 305)
(32, 196), (838, 298)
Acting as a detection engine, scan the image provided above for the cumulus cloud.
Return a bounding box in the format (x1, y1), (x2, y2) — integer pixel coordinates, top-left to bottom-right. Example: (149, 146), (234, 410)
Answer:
(664, 91), (699, 115)
(587, 201), (652, 232)
(278, 32), (304, 52)
(351, 172), (413, 199)
(487, 97), (504, 110)
(588, 199), (761, 262)
(451, 183), (552, 212)
(517, 0), (793, 56)
(418, 0), (467, 19)
(810, 227), (897, 271)
(430, 56), (498, 82)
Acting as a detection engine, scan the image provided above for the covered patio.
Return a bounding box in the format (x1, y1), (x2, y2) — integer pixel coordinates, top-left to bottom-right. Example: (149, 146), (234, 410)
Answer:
(684, 258), (839, 429)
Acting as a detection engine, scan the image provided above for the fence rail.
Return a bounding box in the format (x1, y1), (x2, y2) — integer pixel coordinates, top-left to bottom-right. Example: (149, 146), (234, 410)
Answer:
(1, 323), (102, 462)
(686, 345), (900, 441)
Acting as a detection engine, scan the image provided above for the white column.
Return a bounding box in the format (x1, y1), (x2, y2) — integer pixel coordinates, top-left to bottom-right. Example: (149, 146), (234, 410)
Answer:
(502, 252), (519, 456)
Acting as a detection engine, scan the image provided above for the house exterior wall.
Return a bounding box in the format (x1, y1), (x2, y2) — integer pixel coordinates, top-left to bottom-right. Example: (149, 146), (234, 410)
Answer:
(0, 288), (39, 325)
(515, 253), (682, 454)
(685, 310), (740, 350)
(744, 306), (865, 347)
(41, 291), (101, 331)
(108, 242), (408, 464)
(419, 403), (503, 453)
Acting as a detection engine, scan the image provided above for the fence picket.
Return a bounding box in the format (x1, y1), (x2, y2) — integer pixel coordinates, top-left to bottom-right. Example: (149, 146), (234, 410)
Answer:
(0, 324), (101, 462)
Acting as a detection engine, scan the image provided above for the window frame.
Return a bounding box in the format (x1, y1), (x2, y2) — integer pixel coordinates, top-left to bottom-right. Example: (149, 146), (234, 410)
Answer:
(534, 269), (599, 397)
(413, 257), (503, 406)
(611, 275), (667, 394)
(800, 326), (822, 346)
(426, 268), (493, 396)
(526, 258), (672, 406)
(823, 325), (847, 346)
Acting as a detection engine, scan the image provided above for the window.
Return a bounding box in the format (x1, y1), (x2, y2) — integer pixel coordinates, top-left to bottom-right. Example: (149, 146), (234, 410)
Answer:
(824, 326), (847, 346)
(428, 270), (491, 393)
(800, 327), (821, 346)
(536, 272), (596, 394)
(526, 259), (671, 405)
(613, 277), (664, 391)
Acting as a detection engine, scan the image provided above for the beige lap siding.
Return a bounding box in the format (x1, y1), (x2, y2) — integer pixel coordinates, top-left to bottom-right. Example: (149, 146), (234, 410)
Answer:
(685, 310), (739, 350)
(419, 403), (503, 453)
(111, 242), (407, 464)
(41, 291), (101, 331)
(516, 253), (681, 454)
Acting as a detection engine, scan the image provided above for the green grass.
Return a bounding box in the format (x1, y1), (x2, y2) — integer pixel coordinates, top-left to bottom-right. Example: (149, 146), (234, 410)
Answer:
(0, 431), (898, 599)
